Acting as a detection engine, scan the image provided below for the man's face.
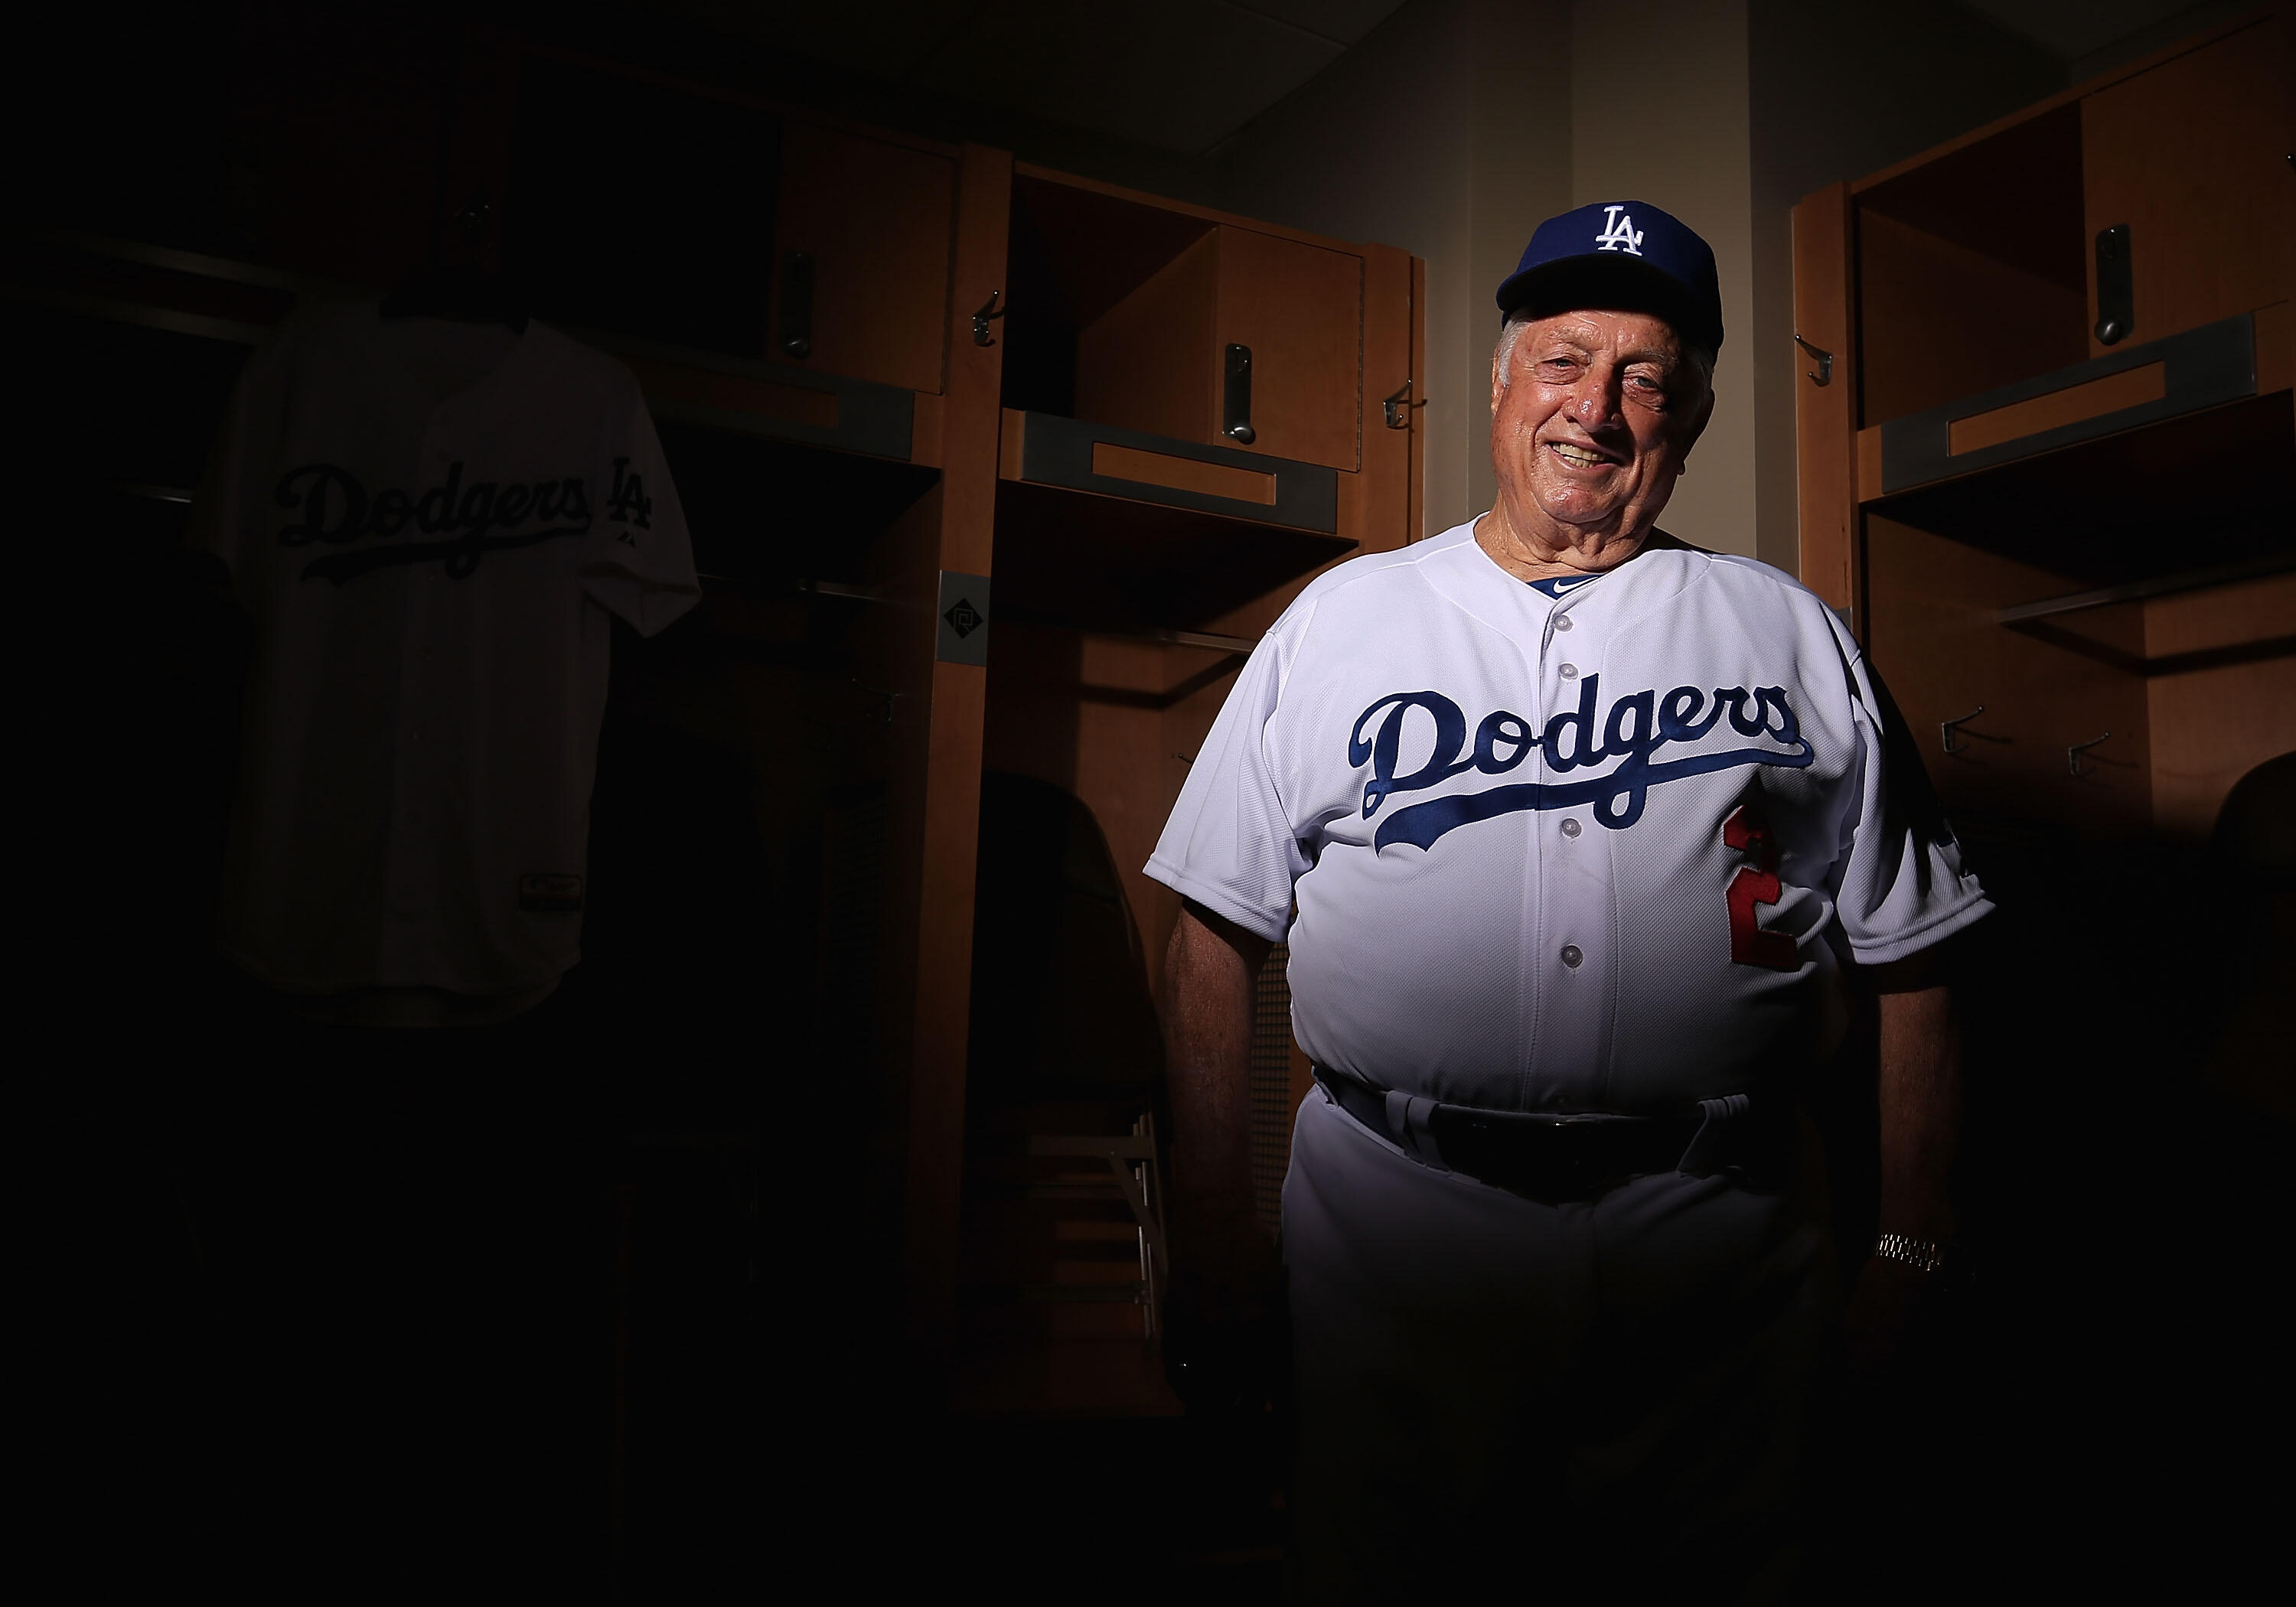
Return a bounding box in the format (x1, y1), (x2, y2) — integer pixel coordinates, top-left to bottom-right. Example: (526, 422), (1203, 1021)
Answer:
(1488, 308), (1712, 561)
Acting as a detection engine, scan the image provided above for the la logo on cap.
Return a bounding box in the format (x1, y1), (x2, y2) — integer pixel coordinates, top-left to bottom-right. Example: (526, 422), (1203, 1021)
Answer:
(1594, 204), (1643, 256)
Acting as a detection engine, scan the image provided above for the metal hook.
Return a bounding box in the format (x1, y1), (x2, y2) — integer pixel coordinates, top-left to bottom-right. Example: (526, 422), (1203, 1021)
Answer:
(1940, 706), (1985, 755)
(1793, 334), (1832, 387)
(2067, 732), (2112, 777)
(1381, 378), (1418, 429)
(971, 290), (1006, 347)
(841, 679), (897, 729)
(452, 196), (493, 258)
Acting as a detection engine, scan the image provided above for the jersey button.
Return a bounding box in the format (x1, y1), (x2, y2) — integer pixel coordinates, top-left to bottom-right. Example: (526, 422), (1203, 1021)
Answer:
(1553, 614), (1573, 631)
(1561, 944), (1583, 968)
(1560, 817), (1581, 838)
(1558, 663), (1579, 679)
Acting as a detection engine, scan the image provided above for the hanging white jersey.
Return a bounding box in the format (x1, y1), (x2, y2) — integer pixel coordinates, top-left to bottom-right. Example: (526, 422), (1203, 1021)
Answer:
(195, 302), (699, 998)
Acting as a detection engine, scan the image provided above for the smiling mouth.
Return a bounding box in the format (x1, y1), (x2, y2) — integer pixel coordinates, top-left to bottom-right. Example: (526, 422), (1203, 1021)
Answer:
(1548, 441), (1612, 468)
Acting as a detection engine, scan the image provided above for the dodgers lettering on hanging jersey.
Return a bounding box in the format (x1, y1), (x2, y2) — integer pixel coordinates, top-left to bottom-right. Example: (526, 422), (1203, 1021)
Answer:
(1146, 521), (1990, 1115)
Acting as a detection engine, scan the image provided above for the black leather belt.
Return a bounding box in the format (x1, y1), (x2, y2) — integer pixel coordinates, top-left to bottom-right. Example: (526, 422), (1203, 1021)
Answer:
(1313, 1067), (1760, 1203)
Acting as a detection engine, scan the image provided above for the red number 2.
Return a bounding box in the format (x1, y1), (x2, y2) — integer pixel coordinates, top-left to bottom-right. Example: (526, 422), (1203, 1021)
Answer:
(1722, 804), (1798, 970)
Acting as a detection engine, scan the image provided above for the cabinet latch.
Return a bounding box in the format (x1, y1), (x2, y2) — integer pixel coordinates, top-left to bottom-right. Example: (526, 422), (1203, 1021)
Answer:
(2094, 225), (2132, 345)
(778, 251), (815, 359)
(1222, 344), (1256, 445)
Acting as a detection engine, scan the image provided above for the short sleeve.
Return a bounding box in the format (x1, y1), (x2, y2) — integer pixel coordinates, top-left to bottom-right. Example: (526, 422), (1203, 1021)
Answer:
(1828, 644), (1992, 963)
(188, 323), (294, 612)
(1144, 624), (1310, 943)
(577, 367), (700, 637)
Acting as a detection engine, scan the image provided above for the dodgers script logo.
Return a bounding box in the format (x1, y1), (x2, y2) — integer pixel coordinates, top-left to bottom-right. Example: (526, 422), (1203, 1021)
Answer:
(275, 457), (653, 583)
(1594, 204), (1644, 256)
(1350, 675), (1812, 849)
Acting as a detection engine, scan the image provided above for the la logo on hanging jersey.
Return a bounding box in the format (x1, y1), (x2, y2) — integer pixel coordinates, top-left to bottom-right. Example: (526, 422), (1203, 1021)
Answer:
(606, 456), (653, 546)
(1594, 205), (1643, 256)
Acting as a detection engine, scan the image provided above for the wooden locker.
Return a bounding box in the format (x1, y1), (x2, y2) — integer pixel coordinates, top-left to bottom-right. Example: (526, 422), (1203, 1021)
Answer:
(1035, 175), (1365, 474)
(772, 122), (958, 394)
(946, 161), (1422, 1416)
(2081, 9), (2294, 357)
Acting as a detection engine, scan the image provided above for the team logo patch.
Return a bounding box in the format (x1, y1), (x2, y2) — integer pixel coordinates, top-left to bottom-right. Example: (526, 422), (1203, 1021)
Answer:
(1593, 204), (1644, 256)
(1349, 676), (1812, 849)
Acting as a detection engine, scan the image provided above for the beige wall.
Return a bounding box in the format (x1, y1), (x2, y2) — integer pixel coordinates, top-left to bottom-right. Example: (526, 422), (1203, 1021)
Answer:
(1463, 0), (1575, 526)
(1570, 0), (1759, 556)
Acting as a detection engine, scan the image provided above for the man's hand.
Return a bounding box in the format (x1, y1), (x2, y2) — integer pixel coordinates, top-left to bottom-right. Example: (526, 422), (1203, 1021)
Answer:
(1162, 901), (1280, 1413)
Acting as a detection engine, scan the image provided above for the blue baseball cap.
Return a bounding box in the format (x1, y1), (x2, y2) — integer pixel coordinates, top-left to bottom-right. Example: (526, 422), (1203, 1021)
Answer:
(1495, 200), (1724, 355)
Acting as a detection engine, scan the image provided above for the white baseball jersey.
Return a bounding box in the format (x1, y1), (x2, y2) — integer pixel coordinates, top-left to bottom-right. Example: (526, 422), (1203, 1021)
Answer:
(195, 302), (699, 999)
(1147, 519), (1989, 1113)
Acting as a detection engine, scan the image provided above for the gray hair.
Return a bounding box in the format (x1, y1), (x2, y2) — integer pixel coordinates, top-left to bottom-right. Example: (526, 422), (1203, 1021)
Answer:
(1495, 308), (1715, 405)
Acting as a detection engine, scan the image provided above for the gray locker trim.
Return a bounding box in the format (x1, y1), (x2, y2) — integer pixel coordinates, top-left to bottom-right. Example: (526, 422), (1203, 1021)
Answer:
(1877, 312), (2255, 497)
(1014, 411), (1339, 533)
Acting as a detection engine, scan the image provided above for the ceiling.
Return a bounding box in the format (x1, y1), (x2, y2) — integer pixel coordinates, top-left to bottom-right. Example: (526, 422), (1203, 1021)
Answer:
(638, 1), (2221, 161)
(1954, 0), (2217, 59)
(645, 1), (1410, 155)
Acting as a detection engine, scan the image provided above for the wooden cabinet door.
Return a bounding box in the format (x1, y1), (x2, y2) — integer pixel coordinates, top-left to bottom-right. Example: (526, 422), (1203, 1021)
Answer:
(773, 123), (956, 396)
(2082, 12), (2294, 357)
(1216, 228), (1362, 471)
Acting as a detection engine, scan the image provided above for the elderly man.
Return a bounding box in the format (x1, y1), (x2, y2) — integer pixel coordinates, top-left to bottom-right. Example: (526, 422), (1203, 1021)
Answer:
(1146, 200), (1988, 1599)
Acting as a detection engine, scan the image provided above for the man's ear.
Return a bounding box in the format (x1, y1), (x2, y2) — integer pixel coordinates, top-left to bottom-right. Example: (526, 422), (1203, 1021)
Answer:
(1676, 386), (1717, 461)
(1490, 351), (1507, 417)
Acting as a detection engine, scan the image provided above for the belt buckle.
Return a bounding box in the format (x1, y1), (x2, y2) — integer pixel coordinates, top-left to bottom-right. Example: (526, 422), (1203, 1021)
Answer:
(1546, 1120), (1614, 1201)
(1468, 1113), (1604, 1204)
